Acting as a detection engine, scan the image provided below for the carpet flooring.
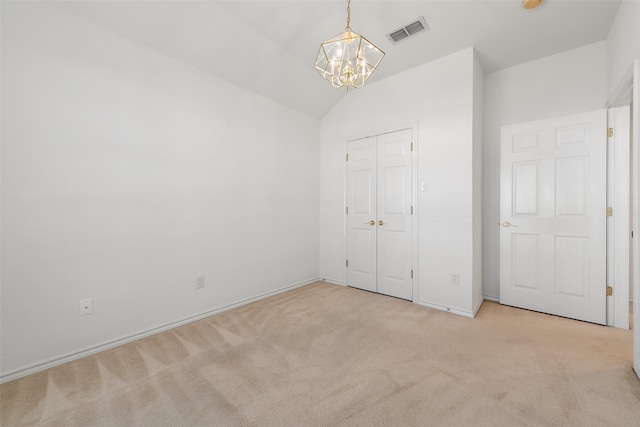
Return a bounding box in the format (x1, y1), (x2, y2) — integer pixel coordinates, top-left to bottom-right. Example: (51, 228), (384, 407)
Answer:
(1, 282), (639, 426)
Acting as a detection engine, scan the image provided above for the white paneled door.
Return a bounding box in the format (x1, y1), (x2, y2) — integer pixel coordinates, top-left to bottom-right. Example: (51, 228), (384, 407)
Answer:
(347, 129), (413, 300)
(500, 110), (607, 324)
(347, 137), (377, 293)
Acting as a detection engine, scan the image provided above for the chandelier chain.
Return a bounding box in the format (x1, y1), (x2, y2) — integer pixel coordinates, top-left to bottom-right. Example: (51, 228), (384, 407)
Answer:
(346, 0), (351, 31)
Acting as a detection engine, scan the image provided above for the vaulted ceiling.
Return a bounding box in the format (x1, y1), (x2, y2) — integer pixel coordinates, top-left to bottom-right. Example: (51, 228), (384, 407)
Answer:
(50, 1), (622, 119)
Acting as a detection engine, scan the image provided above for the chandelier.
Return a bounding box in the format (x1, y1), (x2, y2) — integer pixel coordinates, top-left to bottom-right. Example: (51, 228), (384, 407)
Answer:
(315, 0), (384, 90)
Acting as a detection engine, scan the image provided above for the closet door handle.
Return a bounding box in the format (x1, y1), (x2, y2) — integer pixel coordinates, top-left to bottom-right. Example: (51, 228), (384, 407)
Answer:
(364, 220), (375, 226)
(378, 220), (384, 226)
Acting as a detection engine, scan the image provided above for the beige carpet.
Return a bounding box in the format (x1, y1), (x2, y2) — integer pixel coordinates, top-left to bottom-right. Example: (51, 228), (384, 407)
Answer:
(1, 282), (639, 426)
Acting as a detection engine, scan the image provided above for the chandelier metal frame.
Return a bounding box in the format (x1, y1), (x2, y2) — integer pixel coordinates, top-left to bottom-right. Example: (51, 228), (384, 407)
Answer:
(315, 0), (385, 90)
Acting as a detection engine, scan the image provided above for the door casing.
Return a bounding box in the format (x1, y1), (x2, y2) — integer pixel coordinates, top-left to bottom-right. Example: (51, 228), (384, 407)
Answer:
(606, 61), (639, 379)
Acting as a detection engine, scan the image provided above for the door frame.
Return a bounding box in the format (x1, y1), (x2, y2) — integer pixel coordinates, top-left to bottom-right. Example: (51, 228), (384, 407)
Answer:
(606, 106), (631, 329)
(344, 122), (419, 302)
(607, 61), (639, 380)
(633, 61), (639, 381)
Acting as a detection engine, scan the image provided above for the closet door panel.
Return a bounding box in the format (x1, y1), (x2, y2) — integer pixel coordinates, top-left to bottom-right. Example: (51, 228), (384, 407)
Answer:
(377, 129), (413, 300)
(346, 137), (377, 292)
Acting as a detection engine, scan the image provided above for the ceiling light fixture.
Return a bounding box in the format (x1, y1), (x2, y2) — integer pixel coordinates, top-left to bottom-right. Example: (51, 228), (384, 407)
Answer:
(522, 0), (544, 9)
(315, 0), (384, 90)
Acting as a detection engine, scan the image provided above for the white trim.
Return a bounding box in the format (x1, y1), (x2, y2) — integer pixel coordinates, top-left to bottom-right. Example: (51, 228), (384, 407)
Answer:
(321, 278), (345, 286)
(606, 66), (634, 330)
(606, 108), (615, 326)
(472, 297), (484, 317)
(612, 106), (631, 329)
(607, 60), (639, 378)
(415, 300), (475, 319)
(0, 277), (319, 384)
(484, 295), (500, 303)
(412, 122), (420, 303)
(632, 60), (640, 381)
(342, 138), (349, 286)
(345, 121), (419, 144)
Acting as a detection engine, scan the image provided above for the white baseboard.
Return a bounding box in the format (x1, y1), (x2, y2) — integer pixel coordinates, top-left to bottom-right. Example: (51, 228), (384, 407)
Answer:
(473, 297), (484, 317)
(0, 277), (320, 384)
(415, 300), (475, 319)
(483, 295), (500, 303)
(320, 278), (345, 286)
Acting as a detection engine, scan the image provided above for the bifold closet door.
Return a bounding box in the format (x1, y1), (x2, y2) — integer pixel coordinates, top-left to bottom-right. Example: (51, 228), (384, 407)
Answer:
(346, 129), (413, 300)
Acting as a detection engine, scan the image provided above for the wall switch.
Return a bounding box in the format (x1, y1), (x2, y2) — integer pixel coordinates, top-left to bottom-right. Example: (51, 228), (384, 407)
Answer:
(450, 273), (459, 285)
(80, 298), (93, 315)
(196, 275), (205, 289)
(420, 181), (428, 192)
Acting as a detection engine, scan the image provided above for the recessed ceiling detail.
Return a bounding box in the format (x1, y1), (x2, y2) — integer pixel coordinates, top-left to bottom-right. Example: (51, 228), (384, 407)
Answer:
(386, 17), (429, 45)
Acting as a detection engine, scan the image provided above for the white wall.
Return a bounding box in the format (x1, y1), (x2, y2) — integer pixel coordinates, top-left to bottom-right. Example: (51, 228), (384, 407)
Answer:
(482, 42), (607, 299)
(320, 48), (482, 315)
(0, 2), (320, 379)
(607, 0), (640, 97)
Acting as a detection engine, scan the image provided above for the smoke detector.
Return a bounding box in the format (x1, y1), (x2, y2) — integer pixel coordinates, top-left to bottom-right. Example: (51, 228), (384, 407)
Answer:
(386, 17), (429, 45)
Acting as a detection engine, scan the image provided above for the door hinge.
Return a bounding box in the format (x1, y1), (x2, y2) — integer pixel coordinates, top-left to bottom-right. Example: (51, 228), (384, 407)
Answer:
(606, 285), (613, 296)
(411, 269), (413, 279)
(607, 207), (613, 217)
(410, 142), (414, 152)
(346, 259), (349, 268)
(346, 206), (349, 215)
(411, 206), (413, 215)
(346, 153), (349, 161)
(607, 128), (614, 138)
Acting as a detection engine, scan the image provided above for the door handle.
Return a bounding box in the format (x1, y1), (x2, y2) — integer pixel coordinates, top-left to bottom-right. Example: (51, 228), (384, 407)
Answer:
(378, 220), (384, 226)
(364, 220), (375, 226)
(502, 221), (518, 228)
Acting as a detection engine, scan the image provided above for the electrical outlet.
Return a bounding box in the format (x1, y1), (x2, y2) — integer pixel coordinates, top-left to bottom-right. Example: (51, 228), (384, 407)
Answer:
(80, 298), (93, 315)
(450, 273), (459, 285)
(196, 275), (205, 289)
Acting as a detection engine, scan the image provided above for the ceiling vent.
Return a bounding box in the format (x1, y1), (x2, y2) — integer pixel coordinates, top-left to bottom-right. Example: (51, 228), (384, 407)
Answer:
(386, 17), (429, 45)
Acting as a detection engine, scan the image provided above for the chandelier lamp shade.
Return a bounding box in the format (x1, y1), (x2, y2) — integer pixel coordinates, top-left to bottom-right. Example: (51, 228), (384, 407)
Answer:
(315, 0), (384, 89)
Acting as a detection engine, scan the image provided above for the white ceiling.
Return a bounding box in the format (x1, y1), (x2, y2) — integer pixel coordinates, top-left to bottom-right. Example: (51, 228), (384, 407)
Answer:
(50, 0), (622, 119)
